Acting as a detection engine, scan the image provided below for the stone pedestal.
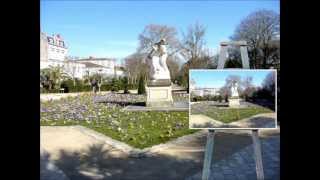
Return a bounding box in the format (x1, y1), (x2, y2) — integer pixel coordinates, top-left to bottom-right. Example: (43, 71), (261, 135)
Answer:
(146, 85), (173, 107)
(229, 97), (240, 107)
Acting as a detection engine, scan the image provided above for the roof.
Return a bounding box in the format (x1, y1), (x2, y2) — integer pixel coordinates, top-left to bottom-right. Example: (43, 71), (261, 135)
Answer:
(194, 87), (219, 90)
(74, 58), (115, 61)
(80, 62), (106, 68)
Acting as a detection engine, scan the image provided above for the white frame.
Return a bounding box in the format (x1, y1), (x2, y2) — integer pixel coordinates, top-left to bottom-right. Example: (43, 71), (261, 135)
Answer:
(189, 69), (278, 130)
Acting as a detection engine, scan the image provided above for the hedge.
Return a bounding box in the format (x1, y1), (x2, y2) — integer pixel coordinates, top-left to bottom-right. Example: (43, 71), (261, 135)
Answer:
(41, 81), (138, 94)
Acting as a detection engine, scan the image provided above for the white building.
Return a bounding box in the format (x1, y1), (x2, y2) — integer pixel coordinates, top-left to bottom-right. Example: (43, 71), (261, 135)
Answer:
(192, 88), (220, 97)
(47, 34), (68, 61)
(73, 57), (116, 77)
(203, 88), (219, 96)
(40, 32), (124, 79)
(63, 60), (86, 79)
(40, 32), (68, 69)
(192, 89), (204, 97)
(115, 66), (125, 77)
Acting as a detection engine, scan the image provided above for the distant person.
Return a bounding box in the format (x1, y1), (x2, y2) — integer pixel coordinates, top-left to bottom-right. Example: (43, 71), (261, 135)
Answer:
(91, 79), (98, 93)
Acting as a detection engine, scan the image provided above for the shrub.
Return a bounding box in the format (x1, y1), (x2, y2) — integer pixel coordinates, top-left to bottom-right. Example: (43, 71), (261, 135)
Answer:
(225, 59), (243, 68)
(111, 78), (120, 92)
(40, 88), (60, 93)
(41, 77), (138, 94)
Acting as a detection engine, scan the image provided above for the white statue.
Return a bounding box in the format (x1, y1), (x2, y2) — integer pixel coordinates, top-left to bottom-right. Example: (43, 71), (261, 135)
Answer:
(147, 39), (171, 80)
(231, 81), (239, 97)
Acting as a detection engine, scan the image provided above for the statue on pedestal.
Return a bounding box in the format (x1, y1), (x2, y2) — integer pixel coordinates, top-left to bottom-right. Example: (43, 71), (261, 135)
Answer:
(145, 39), (173, 107)
(231, 81), (239, 97)
(229, 81), (240, 107)
(147, 39), (171, 82)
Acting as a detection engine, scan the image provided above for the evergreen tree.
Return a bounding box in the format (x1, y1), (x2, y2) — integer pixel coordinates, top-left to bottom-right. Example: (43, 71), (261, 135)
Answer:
(122, 76), (129, 94)
(138, 75), (146, 94)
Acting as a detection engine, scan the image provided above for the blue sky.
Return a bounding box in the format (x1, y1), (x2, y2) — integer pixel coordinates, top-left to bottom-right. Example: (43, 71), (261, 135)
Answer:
(40, 0), (279, 61)
(190, 70), (274, 88)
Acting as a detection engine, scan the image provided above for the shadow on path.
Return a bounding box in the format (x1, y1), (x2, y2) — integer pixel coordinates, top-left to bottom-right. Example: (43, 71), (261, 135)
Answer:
(41, 128), (278, 180)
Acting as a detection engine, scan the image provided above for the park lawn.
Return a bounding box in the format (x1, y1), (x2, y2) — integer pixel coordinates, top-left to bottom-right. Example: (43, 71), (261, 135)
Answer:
(199, 106), (273, 123)
(40, 94), (196, 149)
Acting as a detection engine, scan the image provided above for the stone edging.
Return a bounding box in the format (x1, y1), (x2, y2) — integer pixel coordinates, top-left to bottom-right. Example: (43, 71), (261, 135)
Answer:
(191, 113), (275, 128)
(73, 125), (207, 158)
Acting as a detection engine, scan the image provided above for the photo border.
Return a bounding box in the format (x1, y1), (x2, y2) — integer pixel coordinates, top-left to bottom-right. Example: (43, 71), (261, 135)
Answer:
(188, 69), (278, 130)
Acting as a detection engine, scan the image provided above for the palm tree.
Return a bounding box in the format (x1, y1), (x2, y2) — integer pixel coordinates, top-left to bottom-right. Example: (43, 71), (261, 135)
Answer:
(83, 70), (91, 85)
(40, 68), (53, 90)
(48, 65), (70, 89)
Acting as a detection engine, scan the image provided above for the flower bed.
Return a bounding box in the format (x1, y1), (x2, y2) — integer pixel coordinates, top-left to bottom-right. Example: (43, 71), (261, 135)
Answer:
(41, 93), (196, 149)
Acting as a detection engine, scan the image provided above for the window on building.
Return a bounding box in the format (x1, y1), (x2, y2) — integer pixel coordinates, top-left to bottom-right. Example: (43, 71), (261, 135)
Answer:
(61, 50), (64, 53)
(48, 37), (54, 44)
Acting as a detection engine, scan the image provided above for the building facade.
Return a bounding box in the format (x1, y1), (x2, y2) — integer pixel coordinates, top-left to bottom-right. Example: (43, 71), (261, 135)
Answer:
(40, 32), (48, 62)
(191, 88), (220, 97)
(40, 32), (125, 79)
(47, 34), (68, 61)
(73, 57), (117, 77)
(40, 32), (68, 69)
(63, 60), (86, 79)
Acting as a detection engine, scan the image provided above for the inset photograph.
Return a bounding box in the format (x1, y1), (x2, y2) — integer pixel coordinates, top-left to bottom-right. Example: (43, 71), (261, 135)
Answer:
(189, 69), (277, 129)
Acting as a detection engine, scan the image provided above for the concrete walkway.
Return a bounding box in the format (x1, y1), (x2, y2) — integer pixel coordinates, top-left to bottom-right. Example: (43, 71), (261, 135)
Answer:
(189, 114), (224, 128)
(41, 147), (70, 180)
(228, 113), (276, 128)
(40, 126), (279, 180)
(187, 136), (280, 180)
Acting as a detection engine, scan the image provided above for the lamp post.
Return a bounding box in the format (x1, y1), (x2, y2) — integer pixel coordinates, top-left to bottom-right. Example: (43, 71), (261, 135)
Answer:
(98, 69), (102, 93)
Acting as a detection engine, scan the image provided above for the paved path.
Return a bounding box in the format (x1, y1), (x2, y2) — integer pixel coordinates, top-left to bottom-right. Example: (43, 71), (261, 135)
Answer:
(41, 147), (70, 180)
(41, 126), (279, 180)
(189, 114), (224, 128)
(228, 113), (276, 128)
(186, 136), (280, 180)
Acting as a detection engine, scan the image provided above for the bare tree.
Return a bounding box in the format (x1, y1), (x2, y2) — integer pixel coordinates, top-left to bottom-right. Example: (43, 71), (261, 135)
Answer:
(262, 71), (276, 93)
(166, 55), (181, 82)
(137, 24), (181, 56)
(124, 53), (147, 84)
(181, 22), (207, 62)
(178, 22), (213, 90)
(230, 9), (280, 68)
(241, 76), (256, 99)
(219, 85), (231, 99)
(135, 24), (183, 82)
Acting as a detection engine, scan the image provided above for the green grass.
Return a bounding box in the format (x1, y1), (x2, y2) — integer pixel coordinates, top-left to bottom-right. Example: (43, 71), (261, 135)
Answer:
(40, 94), (196, 149)
(194, 106), (273, 123)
